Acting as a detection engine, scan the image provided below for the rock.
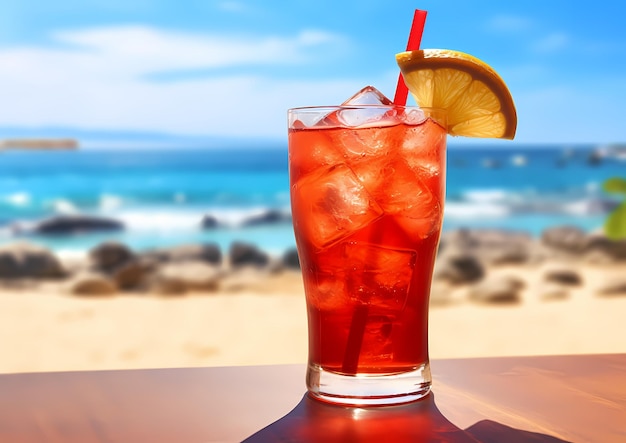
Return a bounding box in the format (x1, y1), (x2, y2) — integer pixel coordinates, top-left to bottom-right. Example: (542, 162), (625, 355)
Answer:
(596, 277), (626, 296)
(0, 250), (20, 277)
(68, 272), (117, 296)
(89, 241), (135, 272)
(541, 226), (588, 254)
(229, 242), (269, 268)
(201, 215), (220, 229)
(584, 199), (620, 215)
(112, 260), (150, 290)
(151, 261), (221, 293)
(538, 228), (626, 262)
(0, 242), (65, 279)
(583, 249), (617, 264)
(150, 244), (222, 265)
(585, 234), (626, 261)
(148, 275), (187, 296)
(434, 251), (485, 284)
(468, 275), (524, 304)
(471, 230), (532, 264)
(587, 150), (603, 166)
(282, 248), (300, 269)
(241, 209), (291, 227)
(543, 267), (583, 286)
(439, 229), (533, 265)
(33, 215), (124, 235)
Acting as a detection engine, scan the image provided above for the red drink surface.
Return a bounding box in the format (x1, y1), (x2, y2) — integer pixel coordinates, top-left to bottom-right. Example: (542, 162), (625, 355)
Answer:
(289, 116), (446, 375)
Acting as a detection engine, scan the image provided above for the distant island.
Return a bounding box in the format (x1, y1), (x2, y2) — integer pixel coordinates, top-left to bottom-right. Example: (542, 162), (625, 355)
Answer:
(0, 138), (79, 150)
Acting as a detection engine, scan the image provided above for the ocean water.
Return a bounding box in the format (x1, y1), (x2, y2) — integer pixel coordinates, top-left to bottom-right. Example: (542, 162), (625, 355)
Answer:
(0, 145), (623, 258)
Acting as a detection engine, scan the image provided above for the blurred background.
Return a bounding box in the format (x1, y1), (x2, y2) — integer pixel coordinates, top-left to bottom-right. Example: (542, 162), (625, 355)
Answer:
(0, 0), (625, 373)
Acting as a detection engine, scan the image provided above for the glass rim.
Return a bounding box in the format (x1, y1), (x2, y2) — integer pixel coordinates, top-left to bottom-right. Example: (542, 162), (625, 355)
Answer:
(288, 104), (446, 113)
(287, 105), (448, 130)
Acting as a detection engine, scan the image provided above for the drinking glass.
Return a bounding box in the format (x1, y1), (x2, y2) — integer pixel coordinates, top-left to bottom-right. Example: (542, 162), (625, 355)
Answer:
(288, 104), (447, 406)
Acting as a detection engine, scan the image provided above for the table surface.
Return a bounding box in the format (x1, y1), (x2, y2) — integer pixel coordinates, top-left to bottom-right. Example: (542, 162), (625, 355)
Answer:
(1, 354), (624, 443)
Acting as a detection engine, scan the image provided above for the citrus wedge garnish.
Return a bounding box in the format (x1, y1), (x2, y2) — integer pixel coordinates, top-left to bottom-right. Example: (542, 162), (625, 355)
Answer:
(396, 49), (517, 139)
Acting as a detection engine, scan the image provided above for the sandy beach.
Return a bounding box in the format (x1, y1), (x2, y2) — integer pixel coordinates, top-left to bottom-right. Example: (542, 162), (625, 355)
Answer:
(1, 260), (625, 375)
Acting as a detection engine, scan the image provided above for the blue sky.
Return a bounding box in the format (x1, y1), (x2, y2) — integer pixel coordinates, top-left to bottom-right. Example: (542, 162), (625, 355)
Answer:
(0, 0), (624, 147)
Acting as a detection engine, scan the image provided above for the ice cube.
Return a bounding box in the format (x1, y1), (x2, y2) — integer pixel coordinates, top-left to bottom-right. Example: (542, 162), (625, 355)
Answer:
(313, 86), (397, 128)
(401, 119), (447, 177)
(337, 86), (398, 128)
(348, 154), (442, 239)
(394, 201), (443, 240)
(334, 107), (402, 129)
(376, 162), (434, 216)
(327, 120), (400, 161)
(375, 161), (442, 239)
(346, 242), (416, 311)
(341, 85), (393, 106)
(291, 164), (383, 249)
(402, 108), (428, 125)
(305, 268), (347, 311)
(288, 128), (344, 178)
(313, 242), (417, 312)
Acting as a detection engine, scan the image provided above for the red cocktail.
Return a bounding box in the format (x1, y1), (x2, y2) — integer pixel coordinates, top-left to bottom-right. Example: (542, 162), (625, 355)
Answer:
(288, 97), (446, 405)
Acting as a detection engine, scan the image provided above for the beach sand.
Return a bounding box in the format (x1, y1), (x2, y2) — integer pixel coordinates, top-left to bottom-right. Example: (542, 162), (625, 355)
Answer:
(1, 262), (624, 375)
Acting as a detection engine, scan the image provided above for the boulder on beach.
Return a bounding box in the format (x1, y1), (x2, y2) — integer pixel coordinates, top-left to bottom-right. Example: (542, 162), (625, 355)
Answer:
(201, 215), (220, 229)
(32, 215), (124, 235)
(149, 261), (222, 294)
(146, 244), (222, 265)
(541, 226), (588, 254)
(149, 275), (187, 296)
(596, 277), (626, 296)
(468, 275), (524, 304)
(434, 250), (485, 284)
(229, 242), (270, 268)
(543, 266), (583, 286)
(112, 260), (151, 290)
(0, 242), (65, 279)
(281, 248), (300, 269)
(241, 209), (292, 227)
(585, 234), (626, 261)
(539, 226), (626, 262)
(68, 271), (117, 296)
(439, 229), (534, 265)
(89, 241), (135, 272)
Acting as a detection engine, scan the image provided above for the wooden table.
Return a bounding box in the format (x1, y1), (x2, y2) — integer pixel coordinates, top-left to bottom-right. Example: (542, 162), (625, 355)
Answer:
(1, 354), (624, 442)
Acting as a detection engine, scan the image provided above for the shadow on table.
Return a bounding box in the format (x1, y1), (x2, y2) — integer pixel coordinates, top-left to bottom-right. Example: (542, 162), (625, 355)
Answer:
(243, 392), (571, 442)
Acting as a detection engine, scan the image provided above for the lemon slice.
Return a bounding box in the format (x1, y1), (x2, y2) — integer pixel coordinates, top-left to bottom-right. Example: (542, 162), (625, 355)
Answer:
(396, 49), (517, 139)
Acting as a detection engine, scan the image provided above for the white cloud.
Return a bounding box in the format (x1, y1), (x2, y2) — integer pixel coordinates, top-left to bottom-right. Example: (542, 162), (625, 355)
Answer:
(217, 1), (247, 13)
(6, 24), (617, 145)
(532, 32), (569, 53)
(487, 14), (532, 33)
(0, 25), (361, 138)
(50, 25), (343, 74)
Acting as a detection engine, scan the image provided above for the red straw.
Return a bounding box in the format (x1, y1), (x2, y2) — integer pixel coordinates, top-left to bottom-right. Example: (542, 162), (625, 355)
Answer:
(393, 9), (427, 106)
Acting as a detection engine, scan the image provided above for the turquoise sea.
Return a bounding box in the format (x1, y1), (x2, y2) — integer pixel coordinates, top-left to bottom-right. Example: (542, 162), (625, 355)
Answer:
(0, 145), (623, 258)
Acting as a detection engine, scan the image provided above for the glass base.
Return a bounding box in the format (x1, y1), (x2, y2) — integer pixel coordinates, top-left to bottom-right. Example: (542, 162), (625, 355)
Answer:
(306, 362), (432, 406)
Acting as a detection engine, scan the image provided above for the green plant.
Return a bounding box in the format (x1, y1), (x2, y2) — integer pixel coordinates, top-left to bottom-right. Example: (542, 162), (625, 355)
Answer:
(603, 177), (626, 240)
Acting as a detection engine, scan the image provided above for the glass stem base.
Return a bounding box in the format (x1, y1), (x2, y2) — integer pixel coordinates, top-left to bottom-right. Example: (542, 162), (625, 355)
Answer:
(306, 362), (432, 406)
